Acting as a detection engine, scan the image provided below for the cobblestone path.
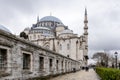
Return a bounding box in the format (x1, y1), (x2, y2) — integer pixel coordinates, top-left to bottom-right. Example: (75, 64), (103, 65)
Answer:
(50, 69), (100, 80)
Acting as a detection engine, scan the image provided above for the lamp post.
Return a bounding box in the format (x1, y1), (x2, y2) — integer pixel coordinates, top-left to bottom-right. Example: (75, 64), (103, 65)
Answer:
(114, 52), (118, 68)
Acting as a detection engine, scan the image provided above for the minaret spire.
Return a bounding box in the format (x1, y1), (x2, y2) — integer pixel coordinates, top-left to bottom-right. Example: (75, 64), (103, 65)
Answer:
(85, 8), (87, 15)
(37, 16), (39, 23)
(84, 8), (88, 35)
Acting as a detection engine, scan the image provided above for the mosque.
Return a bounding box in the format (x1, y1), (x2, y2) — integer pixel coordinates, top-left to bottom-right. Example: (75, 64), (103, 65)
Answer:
(0, 9), (88, 79)
(21, 9), (88, 63)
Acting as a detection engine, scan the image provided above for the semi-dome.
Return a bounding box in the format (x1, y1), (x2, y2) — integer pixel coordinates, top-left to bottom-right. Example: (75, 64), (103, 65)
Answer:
(0, 24), (11, 33)
(40, 16), (63, 24)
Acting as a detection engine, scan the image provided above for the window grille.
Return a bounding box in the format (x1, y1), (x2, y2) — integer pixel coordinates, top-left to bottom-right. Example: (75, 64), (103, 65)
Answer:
(0, 49), (7, 71)
(23, 53), (30, 70)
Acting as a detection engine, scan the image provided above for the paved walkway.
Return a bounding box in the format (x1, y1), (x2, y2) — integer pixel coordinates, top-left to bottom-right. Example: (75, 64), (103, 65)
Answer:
(50, 69), (100, 80)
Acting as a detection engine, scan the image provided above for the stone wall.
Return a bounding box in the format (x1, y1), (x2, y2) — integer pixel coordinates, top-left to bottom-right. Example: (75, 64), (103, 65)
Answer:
(0, 30), (81, 80)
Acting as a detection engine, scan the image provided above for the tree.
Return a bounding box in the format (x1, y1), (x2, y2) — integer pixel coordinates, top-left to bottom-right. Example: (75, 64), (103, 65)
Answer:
(20, 32), (28, 39)
(92, 52), (109, 67)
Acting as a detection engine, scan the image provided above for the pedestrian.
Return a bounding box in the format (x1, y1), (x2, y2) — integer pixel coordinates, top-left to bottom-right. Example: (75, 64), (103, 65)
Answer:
(85, 67), (89, 71)
(73, 68), (76, 72)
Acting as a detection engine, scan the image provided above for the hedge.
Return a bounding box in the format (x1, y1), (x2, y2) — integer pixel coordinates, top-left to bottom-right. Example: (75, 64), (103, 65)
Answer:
(96, 67), (120, 80)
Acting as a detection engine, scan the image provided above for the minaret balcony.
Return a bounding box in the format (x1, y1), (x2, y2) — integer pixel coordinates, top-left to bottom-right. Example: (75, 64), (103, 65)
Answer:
(84, 20), (88, 23)
(84, 32), (88, 35)
(84, 27), (88, 29)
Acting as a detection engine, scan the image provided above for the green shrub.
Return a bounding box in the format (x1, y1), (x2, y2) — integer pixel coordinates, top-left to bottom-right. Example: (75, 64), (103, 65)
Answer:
(96, 67), (120, 80)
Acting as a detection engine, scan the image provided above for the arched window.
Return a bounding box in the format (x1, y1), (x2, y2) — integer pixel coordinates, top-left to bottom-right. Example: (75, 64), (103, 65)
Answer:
(38, 35), (40, 39)
(67, 44), (70, 50)
(42, 22), (44, 26)
(43, 42), (50, 49)
(29, 36), (32, 40)
(60, 44), (62, 50)
(46, 45), (50, 49)
(45, 22), (48, 26)
(34, 34), (36, 39)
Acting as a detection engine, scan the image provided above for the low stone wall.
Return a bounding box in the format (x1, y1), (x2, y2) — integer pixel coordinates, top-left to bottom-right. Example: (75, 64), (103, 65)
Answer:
(0, 30), (81, 80)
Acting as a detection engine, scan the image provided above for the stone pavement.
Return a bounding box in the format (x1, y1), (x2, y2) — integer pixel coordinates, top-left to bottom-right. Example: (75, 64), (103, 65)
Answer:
(50, 69), (100, 80)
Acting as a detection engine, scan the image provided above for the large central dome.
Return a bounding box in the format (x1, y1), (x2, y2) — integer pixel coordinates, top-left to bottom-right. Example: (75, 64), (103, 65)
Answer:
(40, 16), (63, 24)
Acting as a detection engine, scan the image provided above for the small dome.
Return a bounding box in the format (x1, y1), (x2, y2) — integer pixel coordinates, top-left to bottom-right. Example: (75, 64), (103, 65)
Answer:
(60, 29), (73, 34)
(24, 27), (30, 31)
(40, 16), (63, 24)
(0, 24), (11, 33)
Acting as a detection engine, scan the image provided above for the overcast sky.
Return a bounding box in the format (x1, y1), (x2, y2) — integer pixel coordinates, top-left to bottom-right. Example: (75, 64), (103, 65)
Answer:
(0, 0), (120, 58)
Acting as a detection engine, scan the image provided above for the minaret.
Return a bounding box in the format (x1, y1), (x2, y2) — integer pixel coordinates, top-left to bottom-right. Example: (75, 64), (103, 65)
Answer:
(37, 16), (39, 23)
(83, 8), (88, 65)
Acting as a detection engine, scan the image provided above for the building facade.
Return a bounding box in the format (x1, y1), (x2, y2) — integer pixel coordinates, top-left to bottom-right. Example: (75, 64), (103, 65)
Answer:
(22, 9), (88, 65)
(0, 27), (80, 80)
(0, 9), (88, 79)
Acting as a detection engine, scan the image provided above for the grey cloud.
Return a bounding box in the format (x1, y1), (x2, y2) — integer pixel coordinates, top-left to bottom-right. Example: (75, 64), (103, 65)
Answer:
(0, 0), (120, 54)
(88, 6), (120, 50)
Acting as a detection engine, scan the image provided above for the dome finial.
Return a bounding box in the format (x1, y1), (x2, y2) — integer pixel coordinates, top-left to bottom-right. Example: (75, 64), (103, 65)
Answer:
(50, 12), (52, 16)
(85, 7), (87, 15)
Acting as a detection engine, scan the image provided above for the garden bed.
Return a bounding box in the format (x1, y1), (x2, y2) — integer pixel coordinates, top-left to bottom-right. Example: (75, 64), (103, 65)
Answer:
(96, 67), (120, 80)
